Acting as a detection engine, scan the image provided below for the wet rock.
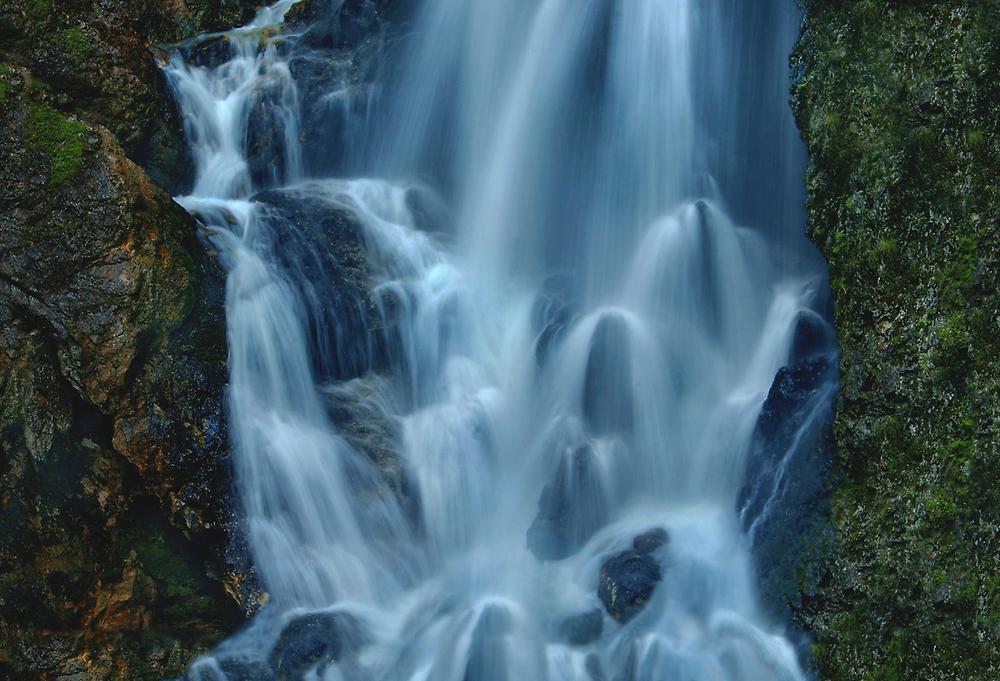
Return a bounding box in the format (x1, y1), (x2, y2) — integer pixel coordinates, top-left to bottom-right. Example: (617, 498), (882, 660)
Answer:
(269, 611), (369, 680)
(251, 188), (380, 380)
(597, 532), (666, 623)
(0, 69), (243, 679)
(788, 309), (836, 367)
(464, 605), (514, 681)
(527, 443), (609, 561)
(246, 82), (296, 191)
(322, 377), (422, 533)
(532, 275), (577, 367)
(0, 0), (257, 191)
(737, 341), (836, 618)
(559, 609), (604, 646)
(631, 527), (668, 554)
(583, 312), (634, 435)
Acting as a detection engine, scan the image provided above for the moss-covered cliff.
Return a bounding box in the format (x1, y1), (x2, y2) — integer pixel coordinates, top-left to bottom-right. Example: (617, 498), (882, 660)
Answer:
(792, 1), (999, 679)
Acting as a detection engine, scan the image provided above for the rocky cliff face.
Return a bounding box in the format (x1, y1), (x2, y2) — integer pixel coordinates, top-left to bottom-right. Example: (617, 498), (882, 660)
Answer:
(0, 2), (260, 679)
(792, 1), (999, 679)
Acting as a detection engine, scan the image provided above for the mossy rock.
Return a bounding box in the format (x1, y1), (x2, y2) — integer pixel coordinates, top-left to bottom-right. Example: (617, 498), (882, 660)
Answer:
(792, 1), (1000, 679)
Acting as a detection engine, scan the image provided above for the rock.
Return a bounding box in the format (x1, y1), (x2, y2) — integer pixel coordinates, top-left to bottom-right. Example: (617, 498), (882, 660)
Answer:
(0, 68), (243, 679)
(463, 604), (514, 681)
(597, 533), (665, 623)
(245, 82), (297, 191)
(631, 527), (668, 554)
(582, 312), (634, 436)
(788, 309), (835, 367)
(250, 188), (382, 379)
(559, 609), (604, 646)
(0, 0), (260, 192)
(322, 377), (421, 532)
(527, 443), (609, 561)
(792, 3), (1000, 677)
(269, 612), (368, 680)
(737, 335), (836, 619)
(532, 275), (577, 367)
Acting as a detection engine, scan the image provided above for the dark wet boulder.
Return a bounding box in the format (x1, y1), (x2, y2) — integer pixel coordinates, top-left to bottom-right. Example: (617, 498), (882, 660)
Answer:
(322, 377), (422, 534)
(583, 312), (634, 436)
(250, 188), (380, 381)
(283, 0), (395, 179)
(559, 609), (604, 646)
(527, 443), (609, 561)
(269, 612), (369, 680)
(597, 530), (667, 623)
(737, 347), (836, 617)
(738, 357), (834, 531)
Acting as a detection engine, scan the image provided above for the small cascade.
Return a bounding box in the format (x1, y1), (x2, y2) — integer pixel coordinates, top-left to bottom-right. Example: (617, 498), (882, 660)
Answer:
(163, 1), (838, 680)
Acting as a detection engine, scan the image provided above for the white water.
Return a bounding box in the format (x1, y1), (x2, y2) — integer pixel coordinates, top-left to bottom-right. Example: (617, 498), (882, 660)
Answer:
(165, 2), (832, 679)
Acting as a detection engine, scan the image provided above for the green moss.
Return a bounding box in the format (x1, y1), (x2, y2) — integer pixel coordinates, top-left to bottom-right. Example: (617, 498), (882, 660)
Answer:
(24, 103), (87, 187)
(59, 27), (92, 62)
(925, 493), (958, 523)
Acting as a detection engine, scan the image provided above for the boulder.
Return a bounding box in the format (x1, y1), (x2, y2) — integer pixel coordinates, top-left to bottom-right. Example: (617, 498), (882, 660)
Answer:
(268, 611), (369, 680)
(737, 320), (837, 618)
(597, 529), (668, 623)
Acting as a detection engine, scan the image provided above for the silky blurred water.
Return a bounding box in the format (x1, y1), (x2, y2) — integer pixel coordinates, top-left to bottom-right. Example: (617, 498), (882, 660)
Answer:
(165, 1), (835, 679)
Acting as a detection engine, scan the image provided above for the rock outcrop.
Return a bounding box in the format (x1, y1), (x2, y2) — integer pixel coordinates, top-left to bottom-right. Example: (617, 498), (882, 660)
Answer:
(0, 1), (261, 678)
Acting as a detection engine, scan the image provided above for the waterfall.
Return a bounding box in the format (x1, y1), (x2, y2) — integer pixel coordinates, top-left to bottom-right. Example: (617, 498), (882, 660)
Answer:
(164, 1), (838, 679)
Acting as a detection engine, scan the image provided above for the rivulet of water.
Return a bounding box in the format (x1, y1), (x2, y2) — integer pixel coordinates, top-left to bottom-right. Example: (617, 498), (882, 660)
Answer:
(163, 1), (837, 679)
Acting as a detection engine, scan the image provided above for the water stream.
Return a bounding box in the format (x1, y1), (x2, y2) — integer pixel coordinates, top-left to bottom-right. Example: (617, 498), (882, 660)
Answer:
(163, 1), (837, 679)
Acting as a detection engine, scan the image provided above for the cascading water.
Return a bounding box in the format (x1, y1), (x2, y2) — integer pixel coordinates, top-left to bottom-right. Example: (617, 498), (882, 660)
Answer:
(163, 1), (838, 679)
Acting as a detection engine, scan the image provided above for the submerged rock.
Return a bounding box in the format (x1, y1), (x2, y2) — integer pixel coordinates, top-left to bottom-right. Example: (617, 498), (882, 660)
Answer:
(582, 312), (634, 436)
(464, 605), (515, 681)
(532, 274), (578, 367)
(527, 443), (609, 561)
(631, 527), (669, 554)
(559, 609), (604, 646)
(597, 529), (668, 623)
